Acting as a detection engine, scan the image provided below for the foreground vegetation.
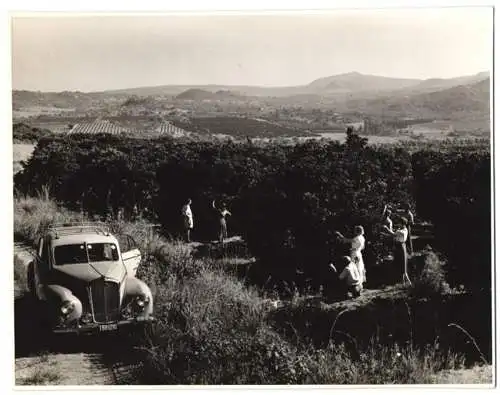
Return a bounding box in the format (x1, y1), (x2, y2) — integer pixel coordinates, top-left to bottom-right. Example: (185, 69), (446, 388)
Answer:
(14, 194), (491, 384)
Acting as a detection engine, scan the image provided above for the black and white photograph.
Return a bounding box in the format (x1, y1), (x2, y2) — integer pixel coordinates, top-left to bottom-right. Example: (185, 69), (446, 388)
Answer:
(8, 4), (494, 388)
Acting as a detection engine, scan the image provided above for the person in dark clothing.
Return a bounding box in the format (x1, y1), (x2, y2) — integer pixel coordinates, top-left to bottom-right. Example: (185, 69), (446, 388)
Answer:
(212, 200), (231, 243)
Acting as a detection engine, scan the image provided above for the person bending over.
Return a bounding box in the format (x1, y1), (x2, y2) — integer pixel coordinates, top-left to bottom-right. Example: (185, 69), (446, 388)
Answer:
(331, 256), (363, 299)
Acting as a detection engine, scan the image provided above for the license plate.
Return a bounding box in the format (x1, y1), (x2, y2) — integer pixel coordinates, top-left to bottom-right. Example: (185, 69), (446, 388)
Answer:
(99, 323), (118, 332)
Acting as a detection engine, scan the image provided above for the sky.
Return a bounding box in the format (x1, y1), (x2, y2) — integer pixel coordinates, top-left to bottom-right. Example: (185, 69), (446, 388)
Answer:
(10, 7), (493, 92)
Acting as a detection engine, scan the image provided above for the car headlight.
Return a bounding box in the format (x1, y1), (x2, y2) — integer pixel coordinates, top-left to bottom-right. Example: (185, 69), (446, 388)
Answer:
(135, 294), (150, 308)
(80, 312), (93, 324)
(61, 300), (75, 316)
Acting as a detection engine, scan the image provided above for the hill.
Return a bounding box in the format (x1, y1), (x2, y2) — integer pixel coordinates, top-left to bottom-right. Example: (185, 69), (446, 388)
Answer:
(176, 88), (246, 101)
(346, 77), (490, 119)
(306, 71), (420, 94)
(98, 71), (489, 98)
(12, 71), (490, 116)
(405, 71), (490, 94)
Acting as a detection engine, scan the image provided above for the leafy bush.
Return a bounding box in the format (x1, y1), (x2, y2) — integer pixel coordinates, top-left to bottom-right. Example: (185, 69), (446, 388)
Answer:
(412, 148), (490, 290)
(15, 129), (491, 292)
(13, 129), (415, 288)
(13, 122), (53, 143)
(410, 251), (450, 298)
(240, 129), (413, 288)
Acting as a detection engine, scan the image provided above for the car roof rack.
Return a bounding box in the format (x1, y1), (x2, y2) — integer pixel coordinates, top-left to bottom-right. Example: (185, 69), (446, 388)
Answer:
(46, 222), (112, 239)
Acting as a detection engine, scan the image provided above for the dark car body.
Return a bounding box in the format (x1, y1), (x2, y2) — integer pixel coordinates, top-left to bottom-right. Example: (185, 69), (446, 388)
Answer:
(27, 223), (154, 334)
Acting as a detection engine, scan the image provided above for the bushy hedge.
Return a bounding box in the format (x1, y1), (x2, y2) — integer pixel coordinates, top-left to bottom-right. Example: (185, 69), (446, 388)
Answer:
(15, 133), (166, 219)
(15, 129), (491, 291)
(14, 129), (414, 288)
(412, 148), (491, 290)
(13, 122), (53, 143)
(239, 131), (414, 286)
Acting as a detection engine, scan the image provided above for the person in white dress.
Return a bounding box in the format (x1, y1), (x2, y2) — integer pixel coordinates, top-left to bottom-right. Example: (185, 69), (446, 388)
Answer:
(384, 217), (411, 285)
(181, 199), (193, 242)
(335, 225), (366, 285)
(403, 203), (414, 255)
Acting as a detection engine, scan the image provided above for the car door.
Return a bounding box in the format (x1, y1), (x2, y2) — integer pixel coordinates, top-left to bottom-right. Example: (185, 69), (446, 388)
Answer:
(34, 237), (49, 300)
(119, 234), (141, 277)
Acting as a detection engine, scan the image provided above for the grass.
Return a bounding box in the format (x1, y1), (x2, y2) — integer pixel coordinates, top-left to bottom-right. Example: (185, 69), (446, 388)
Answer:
(17, 357), (62, 386)
(19, 367), (61, 385)
(13, 194), (491, 385)
(429, 365), (492, 384)
(13, 188), (82, 244)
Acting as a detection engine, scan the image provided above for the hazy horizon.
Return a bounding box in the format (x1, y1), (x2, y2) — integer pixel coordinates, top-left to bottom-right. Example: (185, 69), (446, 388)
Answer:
(11, 8), (493, 92)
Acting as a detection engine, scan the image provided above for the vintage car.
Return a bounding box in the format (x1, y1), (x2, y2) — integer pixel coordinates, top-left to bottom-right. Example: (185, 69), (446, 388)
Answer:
(27, 223), (154, 334)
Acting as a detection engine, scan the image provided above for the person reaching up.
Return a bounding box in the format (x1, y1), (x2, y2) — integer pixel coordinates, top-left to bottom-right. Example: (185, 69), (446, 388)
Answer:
(381, 204), (393, 232)
(212, 200), (231, 243)
(384, 217), (411, 285)
(403, 202), (415, 255)
(335, 225), (366, 285)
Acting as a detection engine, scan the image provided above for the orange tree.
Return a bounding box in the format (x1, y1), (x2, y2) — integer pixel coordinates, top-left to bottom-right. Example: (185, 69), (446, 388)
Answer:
(412, 147), (491, 291)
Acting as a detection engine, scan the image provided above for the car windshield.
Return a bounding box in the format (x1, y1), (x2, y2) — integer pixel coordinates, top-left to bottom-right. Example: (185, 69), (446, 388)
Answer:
(54, 243), (119, 265)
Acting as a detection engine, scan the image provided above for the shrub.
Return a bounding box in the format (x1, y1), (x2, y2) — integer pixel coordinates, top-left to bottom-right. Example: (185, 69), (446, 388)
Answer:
(13, 122), (53, 143)
(16, 129), (491, 292)
(139, 267), (278, 384)
(241, 130), (413, 288)
(410, 251), (450, 298)
(13, 129), (416, 289)
(412, 148), (490, 291)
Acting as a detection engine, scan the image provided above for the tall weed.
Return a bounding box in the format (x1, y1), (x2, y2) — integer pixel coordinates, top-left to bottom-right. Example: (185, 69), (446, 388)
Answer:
(410, 251), (450, 298)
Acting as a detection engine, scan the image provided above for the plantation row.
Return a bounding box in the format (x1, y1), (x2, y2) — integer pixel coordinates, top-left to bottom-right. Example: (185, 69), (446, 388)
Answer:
(14, 129), (491, 290)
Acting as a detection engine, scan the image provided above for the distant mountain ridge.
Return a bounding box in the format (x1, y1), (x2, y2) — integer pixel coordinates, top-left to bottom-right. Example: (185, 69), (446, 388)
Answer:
(342, 77), (490, 120)
(396, 71), (490, 94)
(96, 70), (489, 97)
(175, 88), (246, 100)
(13, 70), (489, 99)
(12, 71), (490, 126)
(306, 71), (420, 94)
